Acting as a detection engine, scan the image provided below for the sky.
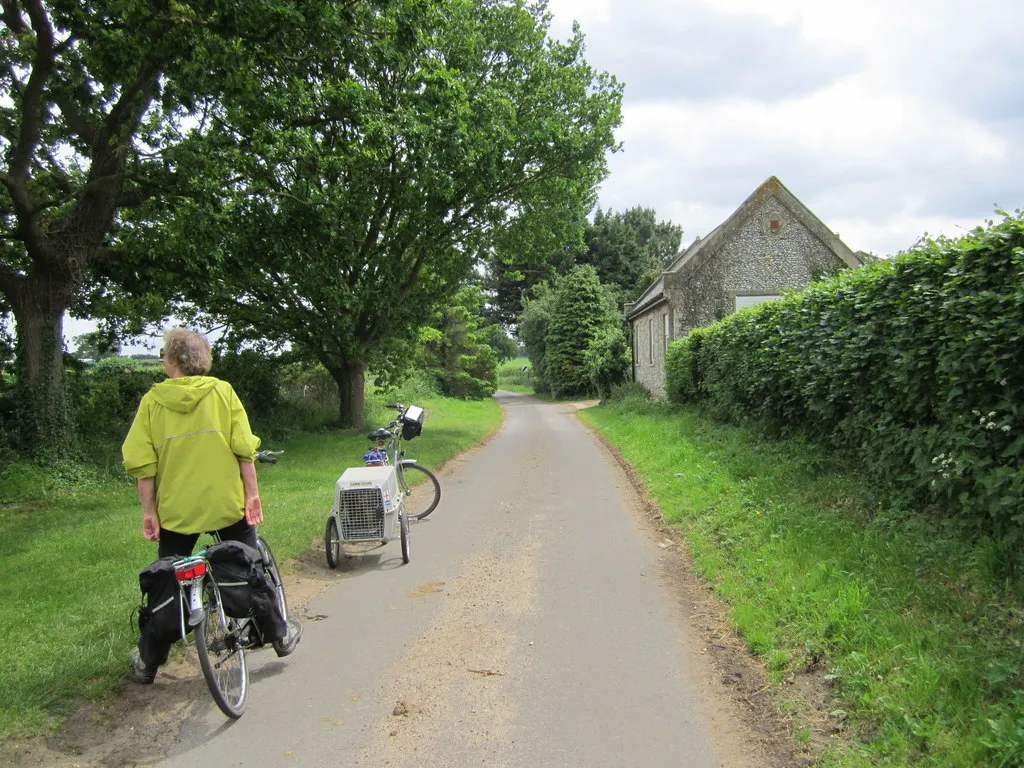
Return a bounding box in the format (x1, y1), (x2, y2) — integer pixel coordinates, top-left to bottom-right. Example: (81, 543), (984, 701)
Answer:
(61, 0), (1023, 351)
(544, 0), (1024, 257)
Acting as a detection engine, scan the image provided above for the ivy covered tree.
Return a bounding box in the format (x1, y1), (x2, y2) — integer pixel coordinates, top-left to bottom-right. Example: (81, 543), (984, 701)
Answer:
(122, 0), (622, 427)
(541, 264), (620, 398)
(417, 285), (497, 399)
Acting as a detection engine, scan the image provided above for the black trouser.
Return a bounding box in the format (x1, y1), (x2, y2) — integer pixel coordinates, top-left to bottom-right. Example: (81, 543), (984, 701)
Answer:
(139, 518), (257, 668)
(156, 517), (257, 559)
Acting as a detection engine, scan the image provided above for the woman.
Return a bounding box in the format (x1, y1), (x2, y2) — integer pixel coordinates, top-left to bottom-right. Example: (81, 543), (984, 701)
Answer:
(122, 329), (264, 683)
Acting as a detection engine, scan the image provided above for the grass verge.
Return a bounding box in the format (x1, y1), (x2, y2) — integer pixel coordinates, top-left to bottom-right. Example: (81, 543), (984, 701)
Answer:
(0, 395), (501, 740)
(578, 396), (1024, 768)
(496, 356), (533, 393)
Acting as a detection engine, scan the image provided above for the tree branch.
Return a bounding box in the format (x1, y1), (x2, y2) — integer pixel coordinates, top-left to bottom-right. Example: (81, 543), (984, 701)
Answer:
(7, 0), (56, 238)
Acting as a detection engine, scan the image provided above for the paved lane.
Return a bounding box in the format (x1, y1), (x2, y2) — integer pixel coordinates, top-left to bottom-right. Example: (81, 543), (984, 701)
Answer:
(154, 392), (741, 768)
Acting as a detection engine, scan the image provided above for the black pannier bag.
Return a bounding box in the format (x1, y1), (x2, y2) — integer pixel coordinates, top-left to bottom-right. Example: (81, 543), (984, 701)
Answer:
(137, 555), (184, 666)
(401, 405), (425, 440)
(205, 540), (287, 645)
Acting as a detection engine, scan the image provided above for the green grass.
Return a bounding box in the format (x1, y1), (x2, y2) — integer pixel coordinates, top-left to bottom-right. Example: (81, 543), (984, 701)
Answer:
(496, 356), (533, 393)
(579, 396), (1024, 768)
(0, 395), (501, 739)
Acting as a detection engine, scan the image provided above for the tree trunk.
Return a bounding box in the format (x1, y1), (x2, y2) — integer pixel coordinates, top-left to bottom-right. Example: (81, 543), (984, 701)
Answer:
(11, 296), (76, 462)
(330, 357), (366, 429)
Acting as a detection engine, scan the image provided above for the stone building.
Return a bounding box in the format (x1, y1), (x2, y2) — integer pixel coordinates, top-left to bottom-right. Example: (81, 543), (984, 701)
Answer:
(624, 176), (873, 397)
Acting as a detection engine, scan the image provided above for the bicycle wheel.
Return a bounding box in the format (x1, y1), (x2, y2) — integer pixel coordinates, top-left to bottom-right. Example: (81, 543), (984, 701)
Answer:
(257, 536), (298, 658)
(195, 579), (248, 718)
(399, 462), (441, 521)
(325, 516), (341, 569)
(399, 511), (410, 564)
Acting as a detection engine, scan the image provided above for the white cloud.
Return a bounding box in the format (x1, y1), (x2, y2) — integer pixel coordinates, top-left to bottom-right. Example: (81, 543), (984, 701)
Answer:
(547, 0), (1024, 256)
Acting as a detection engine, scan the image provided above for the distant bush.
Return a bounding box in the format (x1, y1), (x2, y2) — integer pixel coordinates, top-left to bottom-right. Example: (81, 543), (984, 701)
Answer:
(69, 357), (164, 442)
(667, 212), (1024, 565)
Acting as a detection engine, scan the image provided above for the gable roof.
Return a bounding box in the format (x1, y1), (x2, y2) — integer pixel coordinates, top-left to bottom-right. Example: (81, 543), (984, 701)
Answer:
(626, 176), (867, 320)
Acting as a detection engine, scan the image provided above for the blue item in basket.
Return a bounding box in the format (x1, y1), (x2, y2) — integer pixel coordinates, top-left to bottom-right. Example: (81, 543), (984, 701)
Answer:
(363, 449), (386, 466)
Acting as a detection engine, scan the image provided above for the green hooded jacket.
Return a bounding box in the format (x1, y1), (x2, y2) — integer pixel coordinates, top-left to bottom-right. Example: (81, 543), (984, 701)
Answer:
(122, 376), (261, 534)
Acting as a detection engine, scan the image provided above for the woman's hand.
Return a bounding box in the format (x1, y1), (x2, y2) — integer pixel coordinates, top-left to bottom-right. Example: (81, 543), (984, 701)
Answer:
(245, 495), (264, 526)
(138, 478), (160, 541)
(142, 509), (160, 541)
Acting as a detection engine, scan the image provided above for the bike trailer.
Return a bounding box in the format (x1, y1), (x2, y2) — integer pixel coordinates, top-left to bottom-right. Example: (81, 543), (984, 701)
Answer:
(333, 465), (403, 542)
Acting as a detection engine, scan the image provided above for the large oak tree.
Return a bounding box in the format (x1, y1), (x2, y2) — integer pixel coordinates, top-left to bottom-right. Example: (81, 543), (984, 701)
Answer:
(136, 0), (622, 427)
(0, 0), (362, 459)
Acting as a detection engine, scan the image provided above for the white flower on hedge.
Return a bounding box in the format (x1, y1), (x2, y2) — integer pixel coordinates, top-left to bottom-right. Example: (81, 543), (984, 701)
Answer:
(1002, 425), (1011, 432)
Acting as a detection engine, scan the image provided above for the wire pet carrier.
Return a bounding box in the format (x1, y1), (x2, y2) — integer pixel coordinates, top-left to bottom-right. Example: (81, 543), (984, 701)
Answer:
(332, 466), (402, 542)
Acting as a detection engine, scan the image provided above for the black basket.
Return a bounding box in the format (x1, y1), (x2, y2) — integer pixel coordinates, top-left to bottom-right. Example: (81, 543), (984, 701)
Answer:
(401, 405), (424, 440)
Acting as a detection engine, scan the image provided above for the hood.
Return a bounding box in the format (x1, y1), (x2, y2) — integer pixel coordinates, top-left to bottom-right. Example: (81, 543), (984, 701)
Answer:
(149, 376), (219, 413)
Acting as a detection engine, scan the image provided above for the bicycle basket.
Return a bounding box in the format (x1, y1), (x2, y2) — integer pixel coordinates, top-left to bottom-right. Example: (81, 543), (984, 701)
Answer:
(400, 405), (424, 440)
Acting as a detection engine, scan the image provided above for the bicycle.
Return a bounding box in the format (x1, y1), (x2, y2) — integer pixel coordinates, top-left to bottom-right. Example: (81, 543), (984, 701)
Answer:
(170, 449), (298, 718)
(323, 404), (439, 569)
(364, 403), (441, 522)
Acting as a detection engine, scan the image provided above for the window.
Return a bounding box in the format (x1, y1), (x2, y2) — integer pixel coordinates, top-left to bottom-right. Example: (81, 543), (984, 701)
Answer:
(648, 318), (654, 364)
(735, 294), (782, 312)
(663, 312), (670, 352)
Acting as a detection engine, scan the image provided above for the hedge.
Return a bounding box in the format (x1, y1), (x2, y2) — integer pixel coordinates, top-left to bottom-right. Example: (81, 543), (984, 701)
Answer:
(666, 212), (1024, 558)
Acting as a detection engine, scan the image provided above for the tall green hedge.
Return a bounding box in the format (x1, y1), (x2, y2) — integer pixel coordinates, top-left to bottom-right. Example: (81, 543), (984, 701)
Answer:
(666, 213), (1024, 557)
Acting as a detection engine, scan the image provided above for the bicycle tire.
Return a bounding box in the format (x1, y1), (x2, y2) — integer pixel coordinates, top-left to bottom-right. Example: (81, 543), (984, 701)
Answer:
(399, 462), (441, 521)
(325, 517), (341, 569)
(256, 536), (296, 658)
(195, 579), (248, 718)
(399, 511), (410, 564)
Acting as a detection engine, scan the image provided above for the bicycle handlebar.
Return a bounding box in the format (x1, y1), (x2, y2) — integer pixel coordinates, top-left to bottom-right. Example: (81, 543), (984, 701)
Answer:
(256, 450), (283, 464)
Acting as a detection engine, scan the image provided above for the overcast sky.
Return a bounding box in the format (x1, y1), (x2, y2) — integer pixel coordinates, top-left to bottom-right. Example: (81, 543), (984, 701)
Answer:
(545, 0), (1024, 256)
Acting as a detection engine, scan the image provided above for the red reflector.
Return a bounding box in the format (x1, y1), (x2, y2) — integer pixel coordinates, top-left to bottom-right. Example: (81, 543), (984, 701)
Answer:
(176, 568), (191, 581)
(194, 562), (207, 577)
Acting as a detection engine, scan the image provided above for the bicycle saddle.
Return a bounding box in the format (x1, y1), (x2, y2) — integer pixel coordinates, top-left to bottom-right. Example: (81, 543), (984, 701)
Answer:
(367, 428), (392, 441)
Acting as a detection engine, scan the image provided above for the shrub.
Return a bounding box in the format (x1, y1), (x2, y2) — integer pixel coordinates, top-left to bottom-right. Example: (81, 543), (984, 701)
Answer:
(585, 324), (631, 401)
(69, 357), (165, 442)
(670, 212), (1024, 565)
(544, 265), (619, 398)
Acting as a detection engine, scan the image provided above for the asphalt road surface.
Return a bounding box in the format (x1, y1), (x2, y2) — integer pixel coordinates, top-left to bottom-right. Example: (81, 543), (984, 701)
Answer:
(153, 391), (761, 768)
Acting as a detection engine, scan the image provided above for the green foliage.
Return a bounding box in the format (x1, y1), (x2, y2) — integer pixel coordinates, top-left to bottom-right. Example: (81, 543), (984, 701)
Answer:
(517, 277), (563, 394)
(105, 0), (622, 428)
(584, 323), (631, 401)
(544, 265), (619, 398)
(2, 0), (354, 456)
(70, 331), (121, 362)
(68, 357), (164, 443)
(665, 324), (712, 404)
(486, 326), (520, 363)
(667, 212), (1024, 567)
(211, 348), (285, 416)
(417, 286), (498, 399)
(497, 356), (533, 393)
(581, 400), (1024, 767)
(581, 206), (683, 301)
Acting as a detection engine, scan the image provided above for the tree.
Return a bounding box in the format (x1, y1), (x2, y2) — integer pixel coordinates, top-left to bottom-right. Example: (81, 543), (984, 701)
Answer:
(543, 264), (620, 398)
(580, 207), (683, 301)
(418, 285), (497, 399)
(131, 0), (622, 427)
(0, 0), (362, 459)
(516, 276), (562, 395)
(70, 330), (120, 362)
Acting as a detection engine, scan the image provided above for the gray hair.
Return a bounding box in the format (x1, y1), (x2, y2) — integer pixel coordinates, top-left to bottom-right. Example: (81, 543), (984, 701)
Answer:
(162, 329), (212, 376)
